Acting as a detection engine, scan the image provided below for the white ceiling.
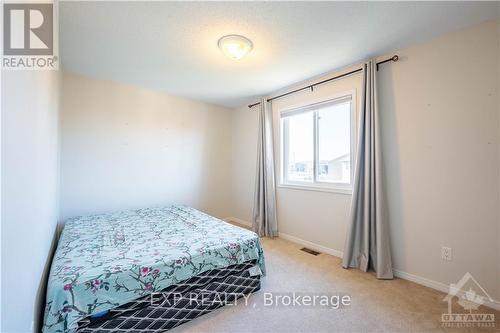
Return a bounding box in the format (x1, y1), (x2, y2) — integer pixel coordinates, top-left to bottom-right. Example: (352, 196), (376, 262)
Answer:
(60, 1), (500, 108)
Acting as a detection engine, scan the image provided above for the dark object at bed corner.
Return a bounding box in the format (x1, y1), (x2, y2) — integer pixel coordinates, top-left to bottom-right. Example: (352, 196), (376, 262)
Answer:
(76, 260), (260, 332)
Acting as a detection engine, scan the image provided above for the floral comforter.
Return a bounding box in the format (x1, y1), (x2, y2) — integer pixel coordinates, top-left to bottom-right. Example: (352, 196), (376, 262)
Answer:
(42, 205), (265, 333)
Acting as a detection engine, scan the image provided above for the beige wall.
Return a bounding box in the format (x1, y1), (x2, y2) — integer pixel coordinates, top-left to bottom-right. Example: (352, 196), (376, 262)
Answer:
(230, 20), (500, 301)
(380, 19), (499, 301)
(231, 105), (259, 222)
(60, 73), (233, 220)
(498, 18), (500, 306)
(1, 70), (60, 332)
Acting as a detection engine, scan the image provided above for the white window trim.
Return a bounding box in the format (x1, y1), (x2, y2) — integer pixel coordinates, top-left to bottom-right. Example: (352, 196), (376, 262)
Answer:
(278, 90), (357, 195)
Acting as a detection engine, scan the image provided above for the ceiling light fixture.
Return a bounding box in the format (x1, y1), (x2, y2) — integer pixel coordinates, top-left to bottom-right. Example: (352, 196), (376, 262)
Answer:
(217, 35), (253, 60)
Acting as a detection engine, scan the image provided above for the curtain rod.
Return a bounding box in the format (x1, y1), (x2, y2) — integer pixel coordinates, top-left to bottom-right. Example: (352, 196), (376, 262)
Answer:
(248, 55), (399, 108)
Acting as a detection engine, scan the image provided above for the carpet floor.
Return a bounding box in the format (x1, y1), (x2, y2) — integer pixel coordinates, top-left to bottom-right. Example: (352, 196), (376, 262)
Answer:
(172, 237), (499, 333)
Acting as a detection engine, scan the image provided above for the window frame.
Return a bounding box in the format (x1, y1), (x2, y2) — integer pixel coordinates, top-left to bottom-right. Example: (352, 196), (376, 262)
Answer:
(278, 90), (356, 194)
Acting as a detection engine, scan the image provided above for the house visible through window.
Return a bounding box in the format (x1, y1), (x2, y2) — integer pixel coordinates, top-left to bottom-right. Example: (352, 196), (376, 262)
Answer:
(280, 93), (354, 192)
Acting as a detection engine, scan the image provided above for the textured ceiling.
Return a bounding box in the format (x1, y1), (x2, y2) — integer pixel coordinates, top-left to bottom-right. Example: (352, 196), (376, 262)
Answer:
(60, 2), (500, 108)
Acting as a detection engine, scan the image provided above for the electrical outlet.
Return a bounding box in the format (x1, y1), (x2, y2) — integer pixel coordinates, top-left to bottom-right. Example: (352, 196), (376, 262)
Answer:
(441, 246), (452, 261)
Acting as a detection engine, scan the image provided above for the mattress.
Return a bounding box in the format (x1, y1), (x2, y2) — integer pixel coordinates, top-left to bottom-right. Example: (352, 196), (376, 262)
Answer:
(42, 205), (265, 333)
(77, 260), (261, 332)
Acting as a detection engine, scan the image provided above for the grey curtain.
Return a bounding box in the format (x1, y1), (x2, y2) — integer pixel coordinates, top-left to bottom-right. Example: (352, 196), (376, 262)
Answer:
(252, 98), (278, 238)
(342, 59), (393, 279)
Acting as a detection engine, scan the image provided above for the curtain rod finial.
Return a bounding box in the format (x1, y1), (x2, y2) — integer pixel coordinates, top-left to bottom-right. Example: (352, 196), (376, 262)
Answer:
(392, 55), (399, 62)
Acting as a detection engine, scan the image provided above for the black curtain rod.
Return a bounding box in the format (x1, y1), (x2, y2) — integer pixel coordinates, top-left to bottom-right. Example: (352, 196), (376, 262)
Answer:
(248, 55), (399, 108)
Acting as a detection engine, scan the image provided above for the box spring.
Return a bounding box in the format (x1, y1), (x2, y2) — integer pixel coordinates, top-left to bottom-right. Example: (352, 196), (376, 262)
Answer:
(77, 260), (260, 332)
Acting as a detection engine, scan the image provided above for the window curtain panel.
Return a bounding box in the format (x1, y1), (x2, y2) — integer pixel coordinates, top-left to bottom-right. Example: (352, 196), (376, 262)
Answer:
(342, 59), (393, 279)
(252, 98), (278, 238)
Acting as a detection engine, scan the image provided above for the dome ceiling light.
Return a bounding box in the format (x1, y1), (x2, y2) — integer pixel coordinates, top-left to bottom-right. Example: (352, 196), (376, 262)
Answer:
(217, 35), (253, 60)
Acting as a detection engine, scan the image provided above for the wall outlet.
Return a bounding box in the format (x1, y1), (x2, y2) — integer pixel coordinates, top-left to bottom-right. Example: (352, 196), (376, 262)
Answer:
(441, 246), (452, 261)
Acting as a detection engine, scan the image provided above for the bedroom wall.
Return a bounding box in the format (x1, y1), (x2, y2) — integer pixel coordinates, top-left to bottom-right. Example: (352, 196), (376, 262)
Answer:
(497, 17), (500, 307)
(60, 73), (232, 221)
(1, 70), (61, 332)
(379, 18), (499, 303)
(230, 19), (500, 301)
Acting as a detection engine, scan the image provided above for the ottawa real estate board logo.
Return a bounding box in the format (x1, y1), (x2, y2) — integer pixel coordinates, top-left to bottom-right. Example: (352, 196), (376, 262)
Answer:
(3, 2), (58, 69)
(441, 272), (496, 328)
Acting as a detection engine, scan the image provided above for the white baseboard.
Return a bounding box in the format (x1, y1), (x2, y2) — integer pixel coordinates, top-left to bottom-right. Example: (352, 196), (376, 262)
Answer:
(222, 217), (500, 311)
(223, 217), (344, 258)
(393, 269), (449, 293)
(393, 269), (500, 311)
(277, 231), (344, 259)
(223, 217), (252, 228)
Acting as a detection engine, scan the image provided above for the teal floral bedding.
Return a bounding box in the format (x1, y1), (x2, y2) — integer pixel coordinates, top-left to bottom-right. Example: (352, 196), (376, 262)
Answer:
(42, 205), (265, 333)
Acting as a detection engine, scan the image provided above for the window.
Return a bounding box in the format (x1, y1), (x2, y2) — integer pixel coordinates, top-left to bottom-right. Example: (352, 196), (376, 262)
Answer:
(280, 94), (354, 192)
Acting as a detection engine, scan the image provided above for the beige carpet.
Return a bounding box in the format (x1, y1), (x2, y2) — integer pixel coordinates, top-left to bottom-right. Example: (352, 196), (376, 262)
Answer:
(172, 237), (499, 333)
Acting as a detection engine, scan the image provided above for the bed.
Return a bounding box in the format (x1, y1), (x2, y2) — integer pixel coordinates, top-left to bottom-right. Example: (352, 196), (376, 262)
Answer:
(42, 205), (265, 333)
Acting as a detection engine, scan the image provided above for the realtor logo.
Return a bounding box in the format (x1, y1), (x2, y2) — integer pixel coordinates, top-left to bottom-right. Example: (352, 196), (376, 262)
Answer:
(441, 272), (496, 328)
(4, 3), (53, 55)
(2, 2), (57, 69)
